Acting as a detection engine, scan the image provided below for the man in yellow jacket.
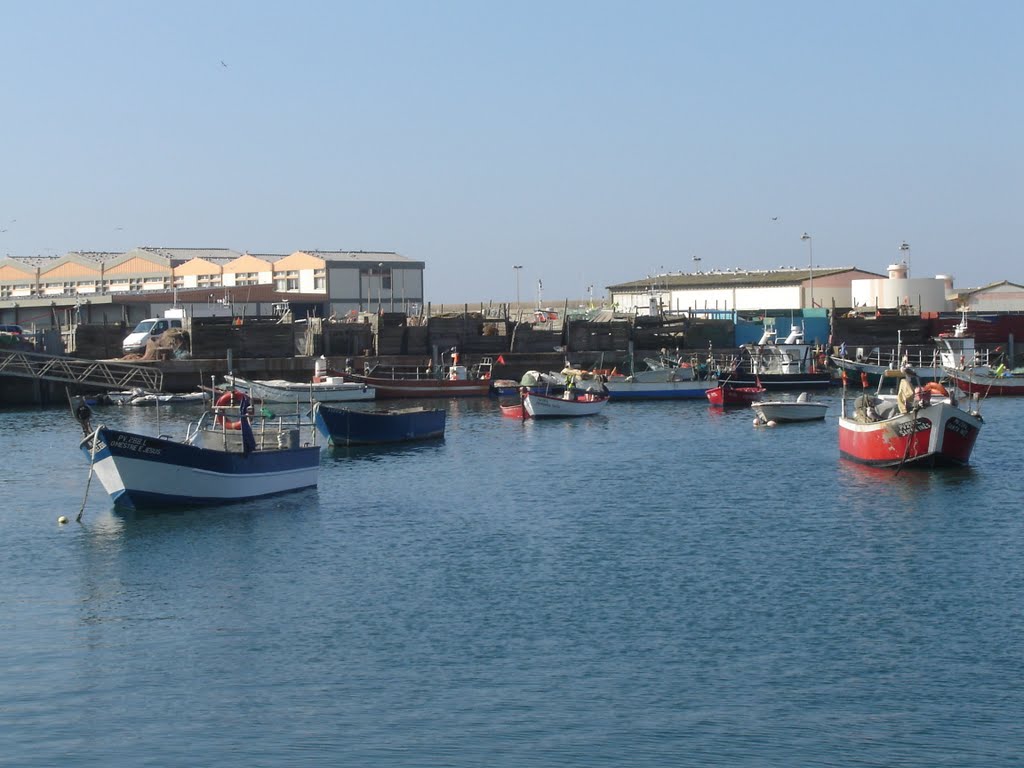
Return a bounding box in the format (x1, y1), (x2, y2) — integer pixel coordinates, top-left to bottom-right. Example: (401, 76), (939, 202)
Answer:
(897, 366), (918, 414)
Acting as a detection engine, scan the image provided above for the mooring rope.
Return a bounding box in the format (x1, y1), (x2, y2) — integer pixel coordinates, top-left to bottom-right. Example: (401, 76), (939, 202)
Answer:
(77, 426), (101, 522)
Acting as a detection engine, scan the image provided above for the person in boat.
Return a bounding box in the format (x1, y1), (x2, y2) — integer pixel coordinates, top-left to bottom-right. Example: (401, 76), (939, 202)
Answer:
(897, 365), (920, 414)
(563, 378), (577, 400)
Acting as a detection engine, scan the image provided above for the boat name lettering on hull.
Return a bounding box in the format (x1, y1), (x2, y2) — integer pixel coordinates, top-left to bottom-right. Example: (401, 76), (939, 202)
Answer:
(945, 418), (973, 438)
(110, 434), (164, 456)
(893, 418), (931, 438)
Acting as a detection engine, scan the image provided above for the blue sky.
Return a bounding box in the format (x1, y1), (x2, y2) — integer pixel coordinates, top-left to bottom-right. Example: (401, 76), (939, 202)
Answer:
(1, 1), (1020, 303)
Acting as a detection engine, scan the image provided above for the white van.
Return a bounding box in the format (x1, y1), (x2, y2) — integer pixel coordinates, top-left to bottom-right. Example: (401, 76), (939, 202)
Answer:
(122, 314), (185, 355)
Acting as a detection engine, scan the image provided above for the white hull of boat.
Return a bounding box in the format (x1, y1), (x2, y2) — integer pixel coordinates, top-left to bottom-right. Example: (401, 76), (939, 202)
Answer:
(523, 392), (609, 418)
(230, 376), (375, 403)
(752, 400), (828, 423)
(92, 453), (319, 505)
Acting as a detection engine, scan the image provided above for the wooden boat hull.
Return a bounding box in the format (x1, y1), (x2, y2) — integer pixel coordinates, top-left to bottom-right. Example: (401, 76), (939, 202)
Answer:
(838, 402), (982, 468)
(314, 405), (445, 445)
(752, 401), (828, 422)
(82, 426), (320, 510)
(344, 373), (491, 399)
(522, 392), (609, 418)
(706, 385), (765, 407)
(945, 368), (1024, 396)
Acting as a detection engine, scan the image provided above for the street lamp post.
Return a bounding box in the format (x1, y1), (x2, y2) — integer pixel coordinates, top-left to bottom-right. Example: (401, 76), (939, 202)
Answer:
(801, 233), (813, 308)
(513, 265), (522, 318)
(377, 262), (384, 313)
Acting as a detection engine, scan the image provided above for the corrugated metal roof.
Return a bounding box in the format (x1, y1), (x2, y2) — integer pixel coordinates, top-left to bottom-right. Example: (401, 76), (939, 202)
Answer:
(607, 266), (883, 292)
(305, 250), (422, 266)
(68, 251), (123, 263)
(3, 248), (422, 270)
(139, 247), (243, 263)
(956, 280), (1024, 296)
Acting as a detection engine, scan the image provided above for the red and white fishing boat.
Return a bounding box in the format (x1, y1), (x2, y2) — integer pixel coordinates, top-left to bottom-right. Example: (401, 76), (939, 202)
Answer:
(838, 378), (983, 468)
(944, 366), (1024, 396)
(522, 390), (610, 419)
(706, 382), (765, 407)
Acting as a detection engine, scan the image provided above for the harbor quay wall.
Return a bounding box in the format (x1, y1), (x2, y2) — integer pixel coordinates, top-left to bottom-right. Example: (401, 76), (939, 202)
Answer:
(5, 310), (1022, 405)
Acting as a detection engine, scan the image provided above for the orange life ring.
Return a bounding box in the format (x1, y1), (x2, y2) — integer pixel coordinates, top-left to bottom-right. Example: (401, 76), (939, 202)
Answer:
(215, 389), (245, 429)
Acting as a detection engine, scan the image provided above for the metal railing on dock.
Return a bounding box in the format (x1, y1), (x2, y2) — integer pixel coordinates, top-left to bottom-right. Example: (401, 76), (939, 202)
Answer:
(0, 348), (163, 391)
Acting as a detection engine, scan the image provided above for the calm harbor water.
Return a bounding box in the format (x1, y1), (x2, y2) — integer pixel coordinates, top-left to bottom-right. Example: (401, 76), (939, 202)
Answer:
(3, 393), (1024, 767)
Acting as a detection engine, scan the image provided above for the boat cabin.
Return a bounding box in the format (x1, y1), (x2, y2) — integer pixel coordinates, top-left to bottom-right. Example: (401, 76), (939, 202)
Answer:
(742, 325), (816, 376)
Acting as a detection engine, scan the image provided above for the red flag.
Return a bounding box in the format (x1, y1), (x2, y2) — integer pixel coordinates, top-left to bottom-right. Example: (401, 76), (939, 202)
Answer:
(496, 355), (506, 365)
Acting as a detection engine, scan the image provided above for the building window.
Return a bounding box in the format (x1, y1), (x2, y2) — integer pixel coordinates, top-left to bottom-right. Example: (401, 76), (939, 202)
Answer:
(275, 270), (299, 292)
(362, 267), (391, 289)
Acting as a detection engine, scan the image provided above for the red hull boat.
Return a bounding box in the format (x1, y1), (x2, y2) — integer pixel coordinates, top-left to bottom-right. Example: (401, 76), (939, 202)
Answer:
(944, 367), (1024, 396)
(838, 398), (983, 468)
(499, 402), (525, 419)
(706, 383), (765, 407)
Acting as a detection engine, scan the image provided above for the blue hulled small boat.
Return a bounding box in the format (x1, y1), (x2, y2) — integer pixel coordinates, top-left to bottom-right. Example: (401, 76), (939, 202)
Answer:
(313, 403), (446, 446)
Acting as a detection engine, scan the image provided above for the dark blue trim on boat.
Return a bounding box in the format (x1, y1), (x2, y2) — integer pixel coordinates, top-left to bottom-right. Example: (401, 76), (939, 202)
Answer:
(85, 427), (319, 475)
(315, 405), (446, 446)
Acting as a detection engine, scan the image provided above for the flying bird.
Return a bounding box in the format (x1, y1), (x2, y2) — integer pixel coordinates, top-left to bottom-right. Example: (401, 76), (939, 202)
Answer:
(220, 60), (228, 68)
(770, 216), (779, 221)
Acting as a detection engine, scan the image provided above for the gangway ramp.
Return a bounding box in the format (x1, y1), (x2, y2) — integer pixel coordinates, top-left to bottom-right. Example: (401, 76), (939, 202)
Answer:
(0, 348), (163, 391)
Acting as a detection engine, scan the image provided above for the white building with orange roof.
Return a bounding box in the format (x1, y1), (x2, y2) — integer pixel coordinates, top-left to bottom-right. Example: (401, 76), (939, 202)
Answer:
(0, 245), (426, 322)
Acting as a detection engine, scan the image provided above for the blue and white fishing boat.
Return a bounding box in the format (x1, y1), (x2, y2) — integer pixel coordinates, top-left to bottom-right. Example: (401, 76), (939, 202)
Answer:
(603, 358), (714, 400)
(313, 403), (446, 446)
(78, 395), (320, 511)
